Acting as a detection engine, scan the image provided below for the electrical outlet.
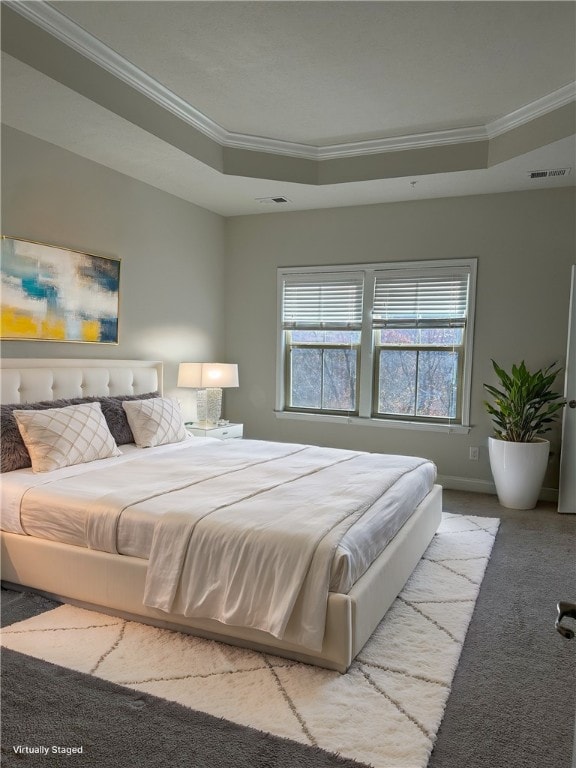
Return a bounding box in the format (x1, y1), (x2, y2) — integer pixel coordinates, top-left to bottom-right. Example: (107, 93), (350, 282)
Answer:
(469, 447), (479, 461)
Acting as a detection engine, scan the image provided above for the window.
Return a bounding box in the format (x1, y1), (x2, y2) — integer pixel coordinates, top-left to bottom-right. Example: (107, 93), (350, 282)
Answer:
(281, 274), (363, 415)
(277, 259), (476, 429)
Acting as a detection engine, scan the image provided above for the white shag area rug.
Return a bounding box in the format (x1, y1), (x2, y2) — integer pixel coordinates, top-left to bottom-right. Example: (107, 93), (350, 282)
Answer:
(2, 513), (499, 768)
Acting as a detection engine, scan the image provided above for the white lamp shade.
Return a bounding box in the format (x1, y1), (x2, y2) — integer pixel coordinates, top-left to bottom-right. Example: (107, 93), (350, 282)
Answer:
(178, 362), (239, 389)
(177, 363), (202, 388)
(202, 363), (239, 388)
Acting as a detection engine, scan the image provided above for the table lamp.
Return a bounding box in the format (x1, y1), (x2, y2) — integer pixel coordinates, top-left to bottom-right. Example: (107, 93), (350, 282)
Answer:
(178, 362), (239, 425)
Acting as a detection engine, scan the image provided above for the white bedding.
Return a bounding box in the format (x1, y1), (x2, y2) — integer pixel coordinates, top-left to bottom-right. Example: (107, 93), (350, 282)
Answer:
(1, 438), (434, 592)
(1, 437), (435, 650)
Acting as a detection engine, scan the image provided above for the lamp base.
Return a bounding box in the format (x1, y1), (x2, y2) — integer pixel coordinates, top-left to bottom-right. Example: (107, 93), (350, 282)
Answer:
(206, 387), (223, 425)
(195, 389), (207, 423)
(195, 388), (224, 425)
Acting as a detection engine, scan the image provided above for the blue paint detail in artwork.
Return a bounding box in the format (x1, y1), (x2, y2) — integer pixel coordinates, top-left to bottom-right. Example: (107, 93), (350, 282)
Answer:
(81, 257), (120, 294)
(99, 317), (118, 343)
(66, 315), (82, 341)
(21, 276), (51, 300)
(96, 271), (120, 293)
(44, 285), (58, 310)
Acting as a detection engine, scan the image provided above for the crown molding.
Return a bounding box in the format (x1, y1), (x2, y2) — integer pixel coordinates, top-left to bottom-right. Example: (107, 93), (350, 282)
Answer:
(315, 126), (487, 159)
(486, 82), (576, 139)
(8, 0), (576, 162)
(221, 124), (488, 159)
(5, 0), (229, 145)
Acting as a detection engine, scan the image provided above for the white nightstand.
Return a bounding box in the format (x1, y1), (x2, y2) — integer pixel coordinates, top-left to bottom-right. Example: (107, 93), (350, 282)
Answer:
(186, 422), (243, 440)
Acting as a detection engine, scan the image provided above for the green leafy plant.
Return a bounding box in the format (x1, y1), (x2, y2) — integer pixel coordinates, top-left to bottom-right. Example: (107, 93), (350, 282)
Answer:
(483, 360), (565, 442)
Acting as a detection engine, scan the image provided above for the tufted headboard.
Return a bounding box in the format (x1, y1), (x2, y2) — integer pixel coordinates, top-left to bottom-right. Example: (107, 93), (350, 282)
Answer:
(0, 359), (163, 405)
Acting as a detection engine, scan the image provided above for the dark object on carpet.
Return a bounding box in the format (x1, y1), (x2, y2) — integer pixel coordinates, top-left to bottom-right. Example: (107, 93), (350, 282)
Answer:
(555, 600), (576, 640)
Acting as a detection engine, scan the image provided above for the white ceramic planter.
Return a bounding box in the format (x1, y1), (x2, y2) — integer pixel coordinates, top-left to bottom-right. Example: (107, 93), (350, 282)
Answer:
(488, 437), (550, 510)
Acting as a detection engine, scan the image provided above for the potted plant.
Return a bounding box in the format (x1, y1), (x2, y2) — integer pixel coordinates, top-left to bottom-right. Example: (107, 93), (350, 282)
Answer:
(483, 360), (565, 509)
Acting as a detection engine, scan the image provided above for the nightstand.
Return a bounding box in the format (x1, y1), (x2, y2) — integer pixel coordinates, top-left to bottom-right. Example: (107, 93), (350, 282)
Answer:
(186, 422), (243, 440)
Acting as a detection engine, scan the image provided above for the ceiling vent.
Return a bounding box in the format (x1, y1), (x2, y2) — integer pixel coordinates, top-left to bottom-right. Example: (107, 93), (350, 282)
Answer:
(255, 196), (291, 204)
(528, 168), (572, 179)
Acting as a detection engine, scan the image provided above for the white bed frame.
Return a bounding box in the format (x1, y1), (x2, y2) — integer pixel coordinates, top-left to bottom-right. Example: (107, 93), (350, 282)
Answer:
(0, 358), (442, 672)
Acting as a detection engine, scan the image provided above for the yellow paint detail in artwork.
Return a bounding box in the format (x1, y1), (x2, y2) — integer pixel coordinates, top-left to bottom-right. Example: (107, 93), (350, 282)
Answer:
(0, 307), (40, 338)
(41, 316), (66, 340)
(81, 320), (100, 342)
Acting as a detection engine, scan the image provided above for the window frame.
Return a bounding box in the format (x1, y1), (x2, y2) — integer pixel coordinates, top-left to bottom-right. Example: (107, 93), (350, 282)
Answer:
(284, 333), (362, 416)
(276, 258), (477, 432)
(372, 343), (465, 423)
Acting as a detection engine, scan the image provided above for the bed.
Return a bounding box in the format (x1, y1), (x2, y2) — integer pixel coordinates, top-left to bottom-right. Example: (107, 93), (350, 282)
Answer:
(0, 358), (442, 672)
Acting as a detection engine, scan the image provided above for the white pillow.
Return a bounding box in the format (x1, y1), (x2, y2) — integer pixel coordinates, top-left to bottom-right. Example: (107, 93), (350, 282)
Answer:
(122, 397), (187, 448)
(13, 402), (121, 473)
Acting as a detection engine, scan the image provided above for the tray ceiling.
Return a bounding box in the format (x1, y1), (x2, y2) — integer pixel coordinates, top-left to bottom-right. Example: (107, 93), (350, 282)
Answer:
(1, 1), (575, 215)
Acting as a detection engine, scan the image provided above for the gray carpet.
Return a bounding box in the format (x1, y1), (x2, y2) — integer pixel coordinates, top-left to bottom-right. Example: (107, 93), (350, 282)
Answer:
(2, 490), (575, 768)
(428, 492), (576, 768)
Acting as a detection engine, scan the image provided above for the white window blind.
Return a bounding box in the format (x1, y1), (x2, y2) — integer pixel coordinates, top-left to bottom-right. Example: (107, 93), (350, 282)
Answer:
(277, 259), (476, 430)
(282, 273), (364, 329)
(372, 269), (470, 329)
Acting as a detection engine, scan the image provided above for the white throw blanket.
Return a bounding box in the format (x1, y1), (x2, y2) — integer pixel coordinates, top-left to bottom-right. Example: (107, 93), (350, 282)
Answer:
(136, 440), (430, 651)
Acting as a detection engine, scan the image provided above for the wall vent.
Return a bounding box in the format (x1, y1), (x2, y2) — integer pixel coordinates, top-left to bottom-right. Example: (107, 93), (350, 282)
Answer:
(528, 167), (572, 179)
(255, 196), (291, 204)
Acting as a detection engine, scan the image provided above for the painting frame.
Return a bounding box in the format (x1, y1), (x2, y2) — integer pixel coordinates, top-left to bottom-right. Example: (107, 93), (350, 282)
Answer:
(1, 236), (120, 344)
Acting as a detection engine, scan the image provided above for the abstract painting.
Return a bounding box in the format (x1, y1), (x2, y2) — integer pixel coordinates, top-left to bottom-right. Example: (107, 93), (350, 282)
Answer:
(1, 237), (120, 343)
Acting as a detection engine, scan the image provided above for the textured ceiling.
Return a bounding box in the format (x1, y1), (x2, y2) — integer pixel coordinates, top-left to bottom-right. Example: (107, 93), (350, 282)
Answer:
(2, 1), (575, 215)
(53, 1), (576, 145)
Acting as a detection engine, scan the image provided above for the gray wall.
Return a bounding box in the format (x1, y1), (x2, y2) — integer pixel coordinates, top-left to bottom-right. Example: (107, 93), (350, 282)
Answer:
(2, 126), (574, 492)
(1, 127), (226, 399)
(224, 188), (575, 494)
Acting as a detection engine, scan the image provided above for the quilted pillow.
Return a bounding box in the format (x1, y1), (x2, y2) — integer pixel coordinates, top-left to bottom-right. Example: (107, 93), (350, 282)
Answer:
(0, 392), (159, 473)
(13, 402), (121, 473)
(122, 397), (187, 448)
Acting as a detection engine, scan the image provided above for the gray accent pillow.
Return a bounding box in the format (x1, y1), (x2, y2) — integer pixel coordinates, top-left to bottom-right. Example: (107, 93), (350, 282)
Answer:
(1, 392), (159, 473)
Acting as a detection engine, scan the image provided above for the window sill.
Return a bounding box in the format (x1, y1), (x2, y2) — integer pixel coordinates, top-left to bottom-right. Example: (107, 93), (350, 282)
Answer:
(273, 410), (471, 434)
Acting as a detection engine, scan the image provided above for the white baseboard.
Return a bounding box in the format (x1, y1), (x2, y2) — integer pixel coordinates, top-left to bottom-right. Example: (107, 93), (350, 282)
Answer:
(437, 474), (558, 503)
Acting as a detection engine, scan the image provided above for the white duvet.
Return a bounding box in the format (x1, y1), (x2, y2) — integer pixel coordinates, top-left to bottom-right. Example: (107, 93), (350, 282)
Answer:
(1, 437), (435, 651)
